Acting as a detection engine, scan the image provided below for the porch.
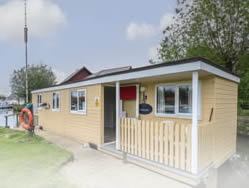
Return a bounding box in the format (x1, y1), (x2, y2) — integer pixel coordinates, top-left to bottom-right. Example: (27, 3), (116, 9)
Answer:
(101, 119), (214, 182)
(101, 71), (215, 183)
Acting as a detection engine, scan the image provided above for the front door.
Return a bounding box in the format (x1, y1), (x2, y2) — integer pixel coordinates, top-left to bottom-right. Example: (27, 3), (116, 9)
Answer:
(104, 87), (116, 143)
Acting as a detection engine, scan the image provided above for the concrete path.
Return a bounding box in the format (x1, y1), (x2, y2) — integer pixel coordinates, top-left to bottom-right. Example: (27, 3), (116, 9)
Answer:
(37, 130), (192, 188)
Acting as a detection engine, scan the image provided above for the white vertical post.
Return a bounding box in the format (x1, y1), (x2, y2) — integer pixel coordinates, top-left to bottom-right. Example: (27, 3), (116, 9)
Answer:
(192, 71), (199, 174)
(116, 81), (120, 150)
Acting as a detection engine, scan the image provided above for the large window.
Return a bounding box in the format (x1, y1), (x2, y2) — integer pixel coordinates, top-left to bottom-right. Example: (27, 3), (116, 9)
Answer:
(52, 92), (60, 111)
(70, 89), (86, 114)
(156, 83), (200, 118)
(37, 94), (42, 107)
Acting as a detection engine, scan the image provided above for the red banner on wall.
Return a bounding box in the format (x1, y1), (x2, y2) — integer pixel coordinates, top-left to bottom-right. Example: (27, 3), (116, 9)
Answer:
(120, 86), (136, 100)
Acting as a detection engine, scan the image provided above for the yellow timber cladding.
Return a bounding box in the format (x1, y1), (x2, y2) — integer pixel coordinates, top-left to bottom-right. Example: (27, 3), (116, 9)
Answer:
(32, 84), (103, 145)
(32, 75), (238, 170)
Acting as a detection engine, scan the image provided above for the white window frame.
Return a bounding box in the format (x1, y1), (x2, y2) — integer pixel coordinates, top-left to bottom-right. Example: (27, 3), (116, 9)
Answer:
(155, 81), (201, 119)
(37, 94), (42, 108)
(70, 89), (87, 115)
(52, 92), (60, 112)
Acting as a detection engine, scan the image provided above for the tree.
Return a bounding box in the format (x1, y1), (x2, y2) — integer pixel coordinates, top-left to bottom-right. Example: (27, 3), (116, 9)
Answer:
(159, 0), (249, 73)
(10, 64), (57, 103)
(159, 0), (249, 105)
(0, 95), (6, 101)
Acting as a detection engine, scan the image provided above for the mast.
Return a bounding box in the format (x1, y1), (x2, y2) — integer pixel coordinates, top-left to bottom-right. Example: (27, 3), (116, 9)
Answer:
(24, 0), (28, 103)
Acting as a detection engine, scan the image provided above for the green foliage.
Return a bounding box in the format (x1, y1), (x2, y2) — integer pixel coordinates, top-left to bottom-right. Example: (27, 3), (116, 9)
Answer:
(10, 64), (57, 103)
(0, 95), (6, 101)
(160, 0), (249, 72)
(159, 0), (249, 105)
(13, 104), (25, 113)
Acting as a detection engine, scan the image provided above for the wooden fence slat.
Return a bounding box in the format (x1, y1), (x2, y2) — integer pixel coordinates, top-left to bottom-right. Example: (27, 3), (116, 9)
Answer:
(180, 124), (186, 170)
(150, 121), (154, 161)
(164, 123), (169, 165)
(138, 120), (142, 157)
(146, 120), (150, 159)
(127, 118), (131, 153)
(131, 119), (134, 155)
(169, 124), (174, 167)
(186, 124), (192, 172)
(159, 122), (164, 163)
(142, 120), (146, 158)
(119, 118), (122, 150)
(155, 122), (159, 162)
(175, 123), (180, 168)
(134, 119), (138, 155)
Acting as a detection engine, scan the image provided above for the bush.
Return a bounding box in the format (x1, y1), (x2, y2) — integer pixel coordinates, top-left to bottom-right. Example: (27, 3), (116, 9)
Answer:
(13, 104), (25, 113)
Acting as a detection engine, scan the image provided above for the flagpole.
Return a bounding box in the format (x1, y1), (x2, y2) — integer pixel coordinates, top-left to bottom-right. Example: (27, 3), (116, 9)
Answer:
(24, 0), (28, 103)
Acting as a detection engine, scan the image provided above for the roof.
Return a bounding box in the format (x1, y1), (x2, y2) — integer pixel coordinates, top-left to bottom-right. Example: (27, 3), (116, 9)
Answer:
(86, 66), (132, 79)
(61, 67), (92, 84)
(32, 57), (240, 94)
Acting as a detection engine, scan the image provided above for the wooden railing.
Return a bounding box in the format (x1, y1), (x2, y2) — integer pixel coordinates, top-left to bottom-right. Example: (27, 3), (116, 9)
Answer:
(119, 118), (192, 172)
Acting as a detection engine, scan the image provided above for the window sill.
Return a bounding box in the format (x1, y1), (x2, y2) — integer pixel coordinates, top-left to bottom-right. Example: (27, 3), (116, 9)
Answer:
(52, 109), (60, 112)
(70, 111), (86, 115)
(155, 113), (201, 120)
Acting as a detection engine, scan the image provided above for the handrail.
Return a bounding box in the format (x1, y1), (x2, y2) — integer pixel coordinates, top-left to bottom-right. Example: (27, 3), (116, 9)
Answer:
(4, 113), (20, 128)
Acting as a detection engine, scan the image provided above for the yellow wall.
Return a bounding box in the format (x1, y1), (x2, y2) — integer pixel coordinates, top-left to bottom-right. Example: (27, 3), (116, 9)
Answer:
(138, 76), (215, 125)
(123, 100), (136, 118)
(213, 77), (238, 167)
(32, 84), (103, 145)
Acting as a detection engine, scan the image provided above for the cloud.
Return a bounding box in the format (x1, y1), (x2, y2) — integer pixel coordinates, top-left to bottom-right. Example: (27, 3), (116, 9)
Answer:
(126, 22), (156, 40)
(0, 0), (66, 42)
(52, 69), (68, 84)
(126, 12), (174, 40)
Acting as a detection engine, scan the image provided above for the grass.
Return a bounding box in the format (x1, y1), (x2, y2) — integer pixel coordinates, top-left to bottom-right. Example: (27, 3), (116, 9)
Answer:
(0, 128), (75, 188)
(239, 109), (249, 116)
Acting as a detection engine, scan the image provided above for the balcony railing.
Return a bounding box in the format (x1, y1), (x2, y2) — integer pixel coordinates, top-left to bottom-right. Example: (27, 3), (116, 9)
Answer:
(119, 118), (192, 172)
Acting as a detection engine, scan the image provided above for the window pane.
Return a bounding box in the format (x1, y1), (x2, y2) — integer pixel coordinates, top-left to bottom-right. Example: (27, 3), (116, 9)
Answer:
(78, 91), (85, 111)
(157, 86), (175, 114)
(37, 95), (42, 106)
(56, 94), (60, 109)
(179, 85), (192, 113)
(71, 91), (77, 111)
(53, 93), (56, 109)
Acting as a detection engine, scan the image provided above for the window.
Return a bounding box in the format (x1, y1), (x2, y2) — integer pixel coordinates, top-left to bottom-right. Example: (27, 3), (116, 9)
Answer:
(156, 83), (201, 118)
(37, 94), (42, 107)
(157, 86), (175, 114)
(52, 92), (60, 111)
(179, 85), (192, 113)
(70, 89), (86, 114)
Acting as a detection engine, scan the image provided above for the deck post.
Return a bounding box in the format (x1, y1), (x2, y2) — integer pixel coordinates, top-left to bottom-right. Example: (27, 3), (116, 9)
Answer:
(116, 81), (120, 150)
(192, 71), (199, 174)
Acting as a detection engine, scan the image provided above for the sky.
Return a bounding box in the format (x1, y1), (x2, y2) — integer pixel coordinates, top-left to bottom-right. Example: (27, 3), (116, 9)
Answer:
(0, 0), (177, 96)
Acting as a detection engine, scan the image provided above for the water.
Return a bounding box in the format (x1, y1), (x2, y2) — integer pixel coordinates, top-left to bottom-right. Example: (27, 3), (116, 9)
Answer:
(0, 109), (17, 128)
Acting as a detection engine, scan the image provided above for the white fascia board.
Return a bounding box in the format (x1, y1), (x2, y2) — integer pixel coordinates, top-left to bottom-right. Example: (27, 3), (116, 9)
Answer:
(200, 62), (240, 83)
(31, 60), (240, 94)
(32, 62), (201, 94)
